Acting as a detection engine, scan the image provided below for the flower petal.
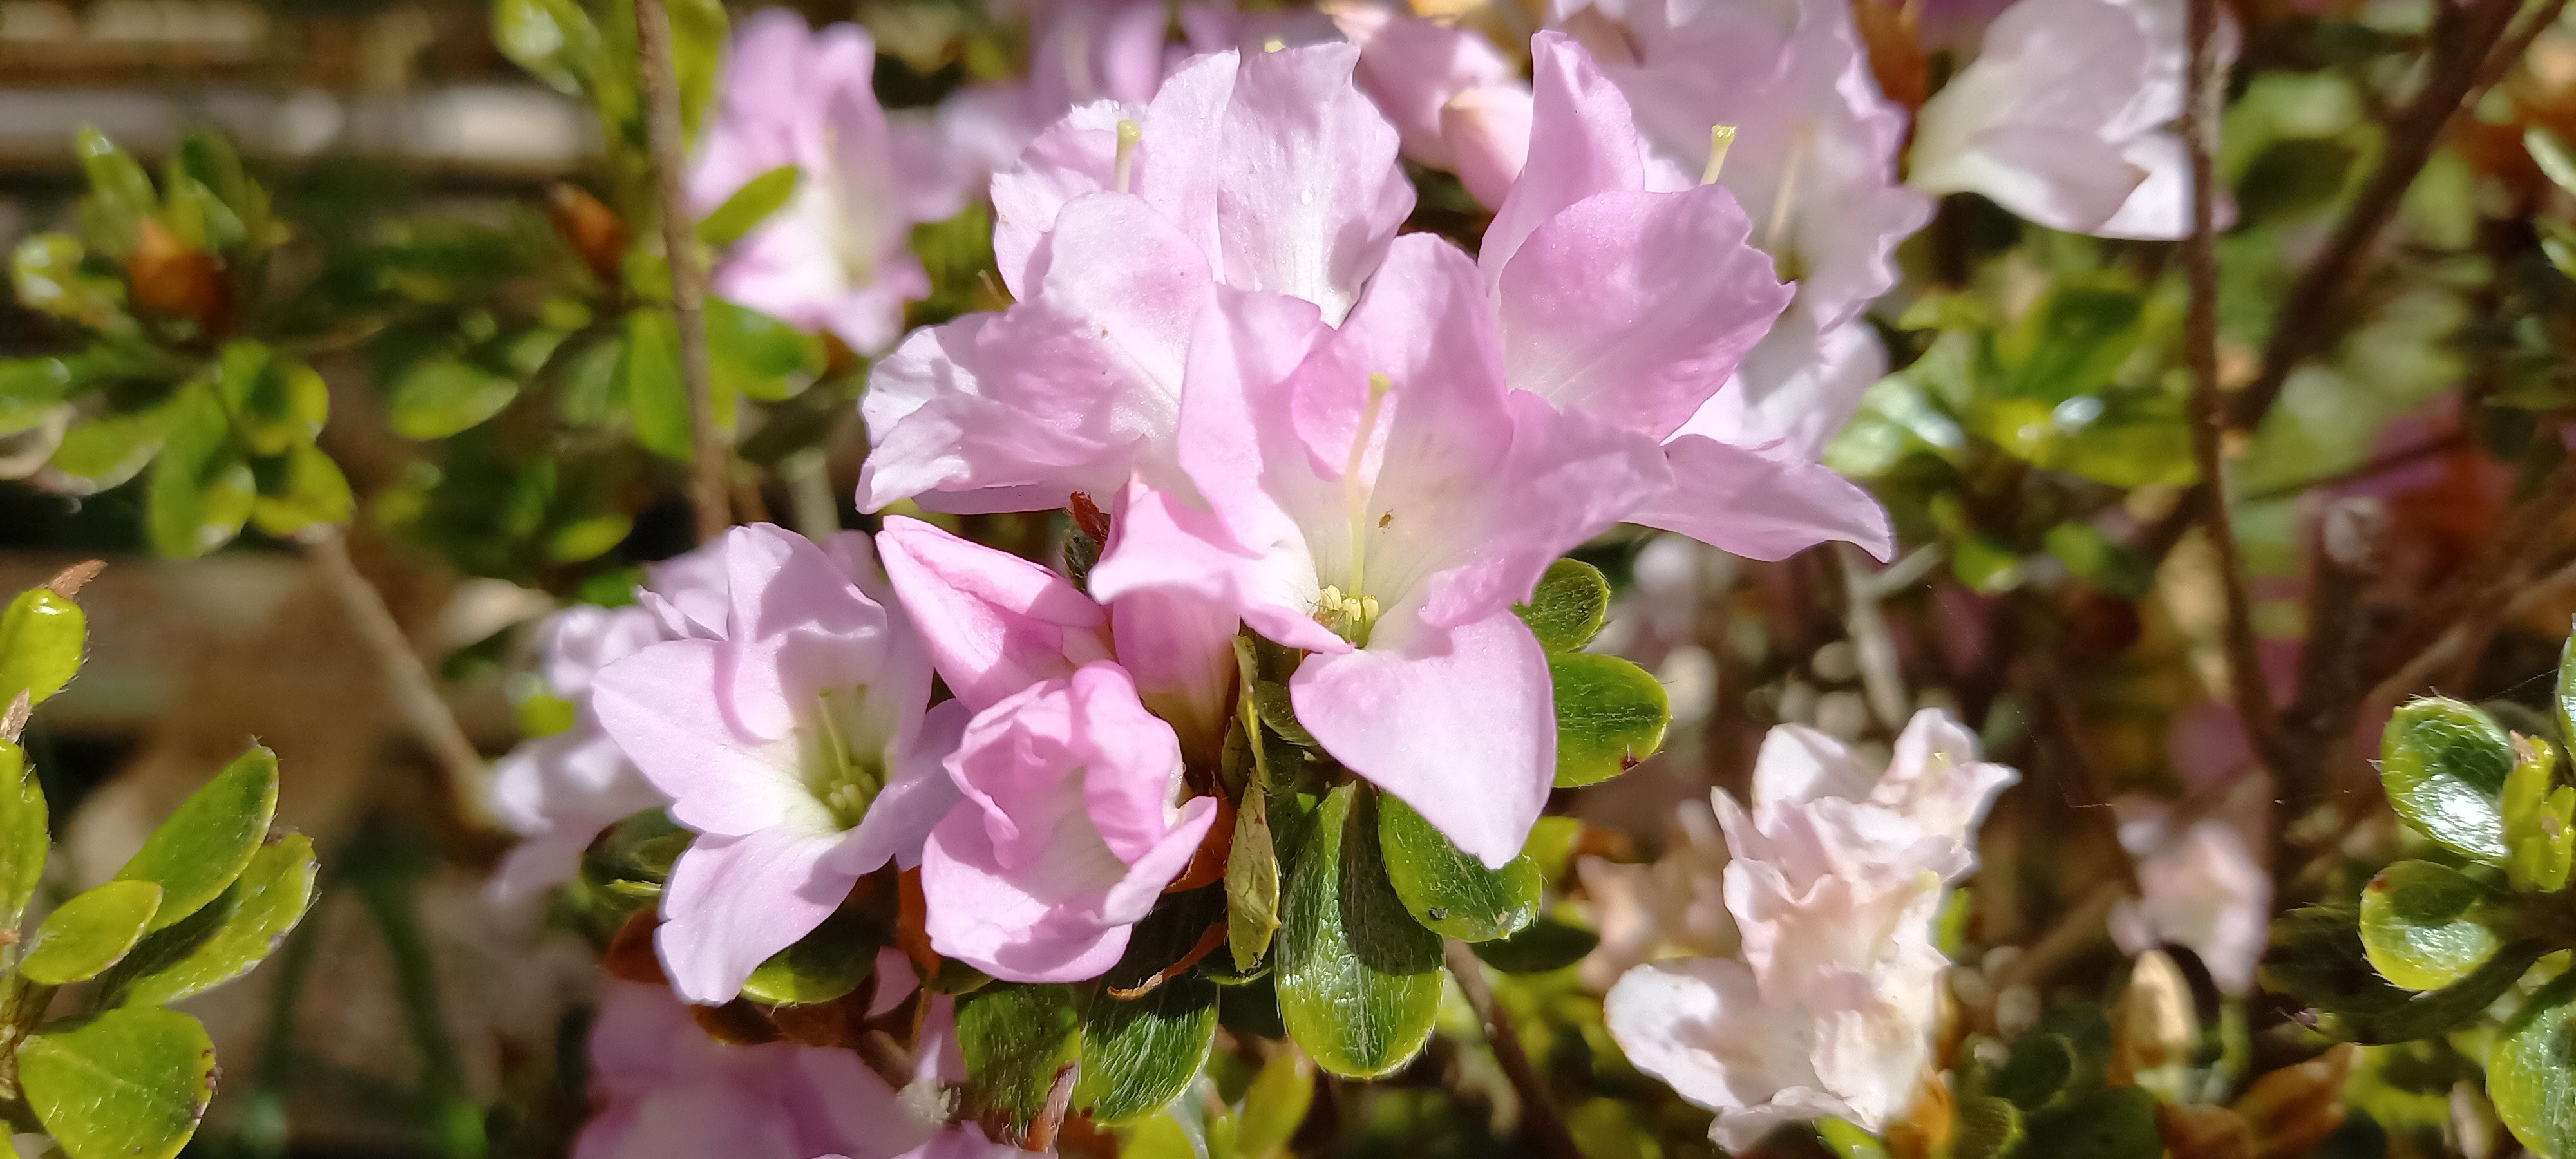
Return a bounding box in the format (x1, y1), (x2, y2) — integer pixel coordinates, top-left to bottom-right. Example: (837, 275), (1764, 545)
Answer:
(657, 826), (857, 1003)
(1631, 434), (1893, 561)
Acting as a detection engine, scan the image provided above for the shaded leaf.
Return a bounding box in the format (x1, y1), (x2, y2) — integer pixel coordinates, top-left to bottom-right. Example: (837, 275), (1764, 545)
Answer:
(697, 167), (799, 249)
(104, 834), (318, 1008)
(1076, 976), (1217, 1125)
(1376, 793), (1540, 942)
(19, 1006), (215, 1159)
(2492, 972), (2576, 1159)
(956, 983), (1080, 1142)
(388, 359), (519, 441)
(1513, 559), (1610, 654)
(145, 385), (252, 559)
(1551, 653), (1669, 787)
(1235, 1051), (1315, 1159)
(250, 445), (354, 536)
(741, 905), (880, 1006)
(1470, 916), (1598, 974)
(0, 740), (47, 933)
(2266, 905), (2547, 1044)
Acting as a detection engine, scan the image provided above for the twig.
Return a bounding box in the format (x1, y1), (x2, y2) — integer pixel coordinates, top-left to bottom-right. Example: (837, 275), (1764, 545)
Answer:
(2221, 0), (2526, 433)
(2182, 0), (2296, 789)
(1443, 941), (1580, 1159)
(305, 530), (491, 825)
(634, 0), (734, 543)
(1987, 880), (2126, 992)
(1839, 543), (1913, 731)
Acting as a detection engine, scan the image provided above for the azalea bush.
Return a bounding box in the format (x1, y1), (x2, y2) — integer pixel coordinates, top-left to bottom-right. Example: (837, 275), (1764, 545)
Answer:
(9, 0), (2576, 1152)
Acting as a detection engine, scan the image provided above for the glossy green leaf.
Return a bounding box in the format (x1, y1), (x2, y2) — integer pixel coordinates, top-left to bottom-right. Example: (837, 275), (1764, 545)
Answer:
(1513, 559), (1611, 654)
(1276, 785), (1441, 1078)
(1551, 653), (1669, 787)
(2492, 972), (2576, 1159)
(213, 343), (327, 455)
(1953, 1095), (2026, 1159)
(1376, 794), (1539, 942)
(956, 983), (1081, 1141)
(1076, 976), (1217, 1125)
(492, 0), (597, 95)
(706, 297), (823, 404)
(12, 234), (124, 330)
(1226, 778), (1282, 972)
(19, 1006), (215, 1159)
(2531, 129), (2576, 197)
(115, 745), (279, 932)
(73, 129), (156, 258)
(0, 358), (73, 437)
(104, 834), (317, 1008)
(621, 309), (692, 460)
(2022, 1085), (2161, 1159)
(1469, 916), (1598, 974)
(1817, 1117), (1891, 1159)
(0, 587), (85, 708)
(47, 408), (163, 491)
(741, 905), (880, 1006)
(1234, 1051), (1314, 1159)
(2360, 860), (2508, 990)
(22, 881), (162, 985)
(0, 740), (48, 934)
(2381, 697), (2515, 863)
(160, 174), (243, 256)
(2266, 905), (2549, 1044)
(250, 445), (355, 536)
(697, 167), (799, 249)
(146, 385), (253, 560)
(388, 359), (519, 441)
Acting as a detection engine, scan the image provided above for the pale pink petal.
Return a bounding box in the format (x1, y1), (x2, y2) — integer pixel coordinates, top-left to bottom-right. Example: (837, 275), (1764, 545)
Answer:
(876, 516), (1110, 709)
(1443, 84), (1535, 207)
(594, 639), (813, 837)
(1748, 724), (1880, 807)
(991, 52), (1238, 296)
(1087, 481), (1344, 655)
(1481, 31), (1654, 281)
(1632, 435), (1893, 561)
(657, 826), (857, 1003)
(1292, 607), (1551, 867)
(1104, 579), (1240, 762)
(1332, 3), (1516, 167)
(1215, 41), (1413, 323)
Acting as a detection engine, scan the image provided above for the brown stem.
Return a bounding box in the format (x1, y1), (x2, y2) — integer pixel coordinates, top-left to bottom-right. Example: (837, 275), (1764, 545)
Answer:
(305, 530), (491, 825)
(2183, 0), (2295, 789)
(634, 0), (734, 543)
(1443, 941), (1580, 1159)
(2221, 0), (2525, 433)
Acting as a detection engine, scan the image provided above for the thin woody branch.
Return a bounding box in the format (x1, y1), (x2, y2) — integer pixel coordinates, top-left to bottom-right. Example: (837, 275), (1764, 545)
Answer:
(634, 0), (735, 544)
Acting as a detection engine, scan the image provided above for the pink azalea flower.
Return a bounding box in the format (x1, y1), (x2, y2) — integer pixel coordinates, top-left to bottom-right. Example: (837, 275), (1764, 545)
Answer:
(1909, 0), (2198, 238)
(592, 525), (967, 1003)
(858, 42), (1412, 514)
(489, 542), (737, 907)
(2110, 786), (2271, 994)
(575, 981), (935, 1159)
(876, 514), (1236, 760)
(689, 12), (940, 353)
(1605, 710), (2016, 1148)
(1088, 238), (1667, 867)
(918, 663), (1221, 982)
(933, 0), (1172, 191)
(1557, 0), (1934, 459)
(1481, 32), (1893, 560)
(1329, 3), (1536, 207)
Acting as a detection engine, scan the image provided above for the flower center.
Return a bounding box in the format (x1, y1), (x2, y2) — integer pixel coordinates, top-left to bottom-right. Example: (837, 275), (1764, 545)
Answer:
(1316, 372), (1395, 646)
(802, 687), (887, 831)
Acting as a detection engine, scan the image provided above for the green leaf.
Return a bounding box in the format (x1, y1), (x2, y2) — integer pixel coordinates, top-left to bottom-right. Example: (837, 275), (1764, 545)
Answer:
(956, 983), (1081, 1142)
(1233, 1051), (1313, 1159)
(2022, 1085), (2161, 1159)
(115, 745), (279, 932)
(1953, 1096), (2026, 1159)
(0, 740), (48, 934)
(0, 587), (85, 708)
(621, 310), (692, 460)
(2559, 623), (2576, 749)
(706, 297), (822, 404)
(1075, 976), (1217, 1125)
(47, 408), (164, 491)
(2532, 129), (2576, 197)
(666, 0), (728, 137)
(0, 358), (73, 437)
(741, 906), (880, 1006)
(2492, 972), (2576, 1159)
(697, 167), (800, 249)
(146, 385), (254, 560)
(388, 359), (519, 441)
(1276, 785), (1441, 1078)
(492, 0), (598, 95)
(1817, 1117), (1890, 1159)
(1513, 559), (1611, 654)
(1226, 778), (1282, 972)
(12, 234), (124, 330)
(19, 1006), (215, 1159)
(213, 343), (327, 456)
(1469, 916), (1598, 974)
(102, 834), (317, 1008)
(2381, 697), (2515, 863)
(1991, 1033), (2076, 1111)
(1551, 653), (1669, 787)
(249, 445), (354, 536)
(21, 881), (162, 985)
(2360, 861), (2509, 990)
(73, 129), (156, 258)
(1375, 794), (1540, 942)
(2266, 905), (2548, 1044)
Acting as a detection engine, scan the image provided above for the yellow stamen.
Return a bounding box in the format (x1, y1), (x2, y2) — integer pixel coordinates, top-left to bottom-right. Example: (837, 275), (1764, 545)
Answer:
(1114, 120), (1142, 194)
(1345, 373), (1394, 598)
(1701, 124), (1737, 185)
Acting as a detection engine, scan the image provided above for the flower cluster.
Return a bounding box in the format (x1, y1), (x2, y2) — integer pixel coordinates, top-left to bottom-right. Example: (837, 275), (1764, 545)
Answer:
(1604, 711), (2016, 1147)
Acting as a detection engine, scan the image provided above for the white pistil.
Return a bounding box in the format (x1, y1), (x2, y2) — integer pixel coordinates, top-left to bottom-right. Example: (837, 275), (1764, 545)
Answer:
(1344, 372), (1394, 599)
(1113, 120), (1142, 194)
(1701, 124), (1737, 185)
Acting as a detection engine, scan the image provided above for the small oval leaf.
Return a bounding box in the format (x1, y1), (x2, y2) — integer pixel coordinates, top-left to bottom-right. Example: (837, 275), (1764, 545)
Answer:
(116, 744), (279, 931)
(1552, 653), (1669, 788)
(1469, 915), (1600, 975)
(1376, 794), (1540, 942)
(388, 359), (519, 441)
(0, 740), (46, 934)
(696, 166), (800, 249)
(1513, 559), (1611, 654)
(0, 587), (85, 708)
(19, 1006), (215, 1159)
(2359, 860), (2508, 991)
(1075, 977), (1217, 1125)
(23, 880), (162, 985)
(955, 983), (1081, 1143)
(1276, 786), (1441, 1078)
(741, 906), (880, 1006)
(2492, 974), (2576, 1159)
(1235, 1051), (1315, 1159)
(106, 834), (319, 1008)
(2382, 698), (2515, 863)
